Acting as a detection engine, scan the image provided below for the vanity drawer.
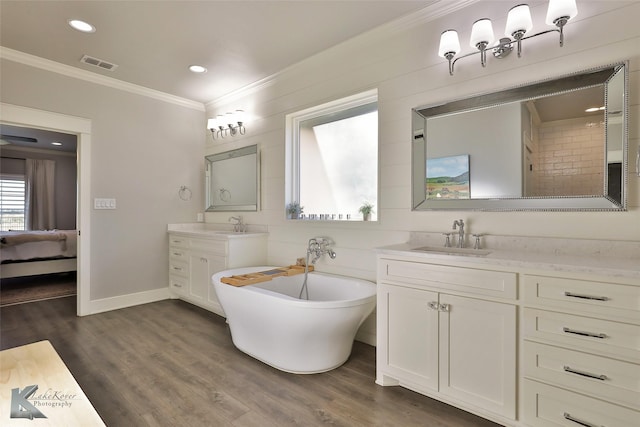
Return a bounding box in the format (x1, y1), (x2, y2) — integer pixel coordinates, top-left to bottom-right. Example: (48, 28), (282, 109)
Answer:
(169, 247), (188, 261)
(523, 379), (639, 427)
(524, 341), (640, 410)
(524, 308), (640, 362)
(168, 235), (189, 248)
(169, 275), (188, 296)
(379, 259), (516, 300)
(169, 259), (189, 278)
(523, 275), (640, 322)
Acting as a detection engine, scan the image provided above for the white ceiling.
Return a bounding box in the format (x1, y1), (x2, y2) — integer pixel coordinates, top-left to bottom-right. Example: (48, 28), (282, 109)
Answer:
(0, 0), (440, 104)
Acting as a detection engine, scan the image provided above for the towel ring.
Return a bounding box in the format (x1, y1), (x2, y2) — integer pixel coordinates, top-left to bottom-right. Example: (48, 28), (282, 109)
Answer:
(219, 188), (231, 202)
(178, 186), (192, 201)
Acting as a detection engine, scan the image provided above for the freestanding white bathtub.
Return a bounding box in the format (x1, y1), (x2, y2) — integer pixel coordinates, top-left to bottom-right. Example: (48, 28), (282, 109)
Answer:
(212, 266), (376, 374)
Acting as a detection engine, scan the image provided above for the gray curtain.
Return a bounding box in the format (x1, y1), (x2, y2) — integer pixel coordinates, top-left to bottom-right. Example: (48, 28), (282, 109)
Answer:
(25, 159), (56, 230)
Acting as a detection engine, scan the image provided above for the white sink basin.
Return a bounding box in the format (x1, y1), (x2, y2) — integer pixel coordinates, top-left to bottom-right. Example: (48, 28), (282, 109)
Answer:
(412, 246), (492, 257)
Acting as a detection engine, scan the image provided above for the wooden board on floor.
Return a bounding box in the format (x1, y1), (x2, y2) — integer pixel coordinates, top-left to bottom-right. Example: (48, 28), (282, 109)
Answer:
(221, 265), (314, 287)
(0, 340), (105, 426)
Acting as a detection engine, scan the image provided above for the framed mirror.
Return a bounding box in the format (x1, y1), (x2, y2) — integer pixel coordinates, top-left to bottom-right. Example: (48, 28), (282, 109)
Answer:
(412, 63), (628, 211)
(205, 145), (259, 212)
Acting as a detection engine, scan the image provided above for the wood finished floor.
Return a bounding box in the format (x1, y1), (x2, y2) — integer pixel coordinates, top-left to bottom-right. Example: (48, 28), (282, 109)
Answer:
(0, 297), (503, 427)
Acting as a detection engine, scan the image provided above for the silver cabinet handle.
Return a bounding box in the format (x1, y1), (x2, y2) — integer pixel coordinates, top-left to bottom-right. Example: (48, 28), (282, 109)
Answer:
(563, 365), (607, 381)
(564, 291), (608, 301)
(427, 302), (451, 312)
(563, 327), (607, 339)
(564, 412), (604, 427)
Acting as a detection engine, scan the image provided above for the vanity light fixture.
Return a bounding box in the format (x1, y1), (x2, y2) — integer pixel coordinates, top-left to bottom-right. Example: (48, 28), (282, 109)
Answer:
(207, 110), (246, 139)
(438, 0), (578, 75)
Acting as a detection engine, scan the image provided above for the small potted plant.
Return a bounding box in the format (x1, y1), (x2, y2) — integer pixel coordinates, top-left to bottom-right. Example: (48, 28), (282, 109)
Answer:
(286, 201), (303, 219)
(359, 202), (374, 221)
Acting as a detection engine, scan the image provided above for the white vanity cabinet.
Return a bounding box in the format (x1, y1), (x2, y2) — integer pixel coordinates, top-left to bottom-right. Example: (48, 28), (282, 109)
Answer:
(376, 258), (517, 421)
(168, 231), (267, 316)
(376, 245), (640, 427)
(522, 273), (640, 427)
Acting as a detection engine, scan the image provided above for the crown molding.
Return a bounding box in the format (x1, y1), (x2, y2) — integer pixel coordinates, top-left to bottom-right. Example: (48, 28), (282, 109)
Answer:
(206, 0), (479, 108)
(0, 47), (205, 112)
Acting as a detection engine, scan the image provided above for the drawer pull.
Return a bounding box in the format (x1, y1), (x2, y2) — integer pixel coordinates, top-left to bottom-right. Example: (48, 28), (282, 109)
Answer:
(173, 252), (182, 256)
(172, 266), (183, 271)
(563, 365), (607, 381)
(172, 283), (183, 288)
(562, 327), (607, 339)
(564, 291), (609, 302)
(564, 412), (604, 427)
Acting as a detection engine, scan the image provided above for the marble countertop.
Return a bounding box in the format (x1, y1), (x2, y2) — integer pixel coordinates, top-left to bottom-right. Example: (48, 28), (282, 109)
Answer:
(377, 235), (640, 281)
(167, 223), (268, 239)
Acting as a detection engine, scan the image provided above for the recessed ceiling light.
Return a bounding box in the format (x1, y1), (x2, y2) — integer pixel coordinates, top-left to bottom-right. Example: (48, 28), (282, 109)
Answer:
(51, 142), (63, 146)
(68, 19), (96, 33)
(189, 65), (207, 73)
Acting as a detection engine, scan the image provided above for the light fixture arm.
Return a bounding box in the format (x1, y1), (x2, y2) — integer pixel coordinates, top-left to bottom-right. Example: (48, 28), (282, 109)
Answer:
(208, 111), (247, 138)
(448, 27), (563, 75)
(441, 0), (576, 76)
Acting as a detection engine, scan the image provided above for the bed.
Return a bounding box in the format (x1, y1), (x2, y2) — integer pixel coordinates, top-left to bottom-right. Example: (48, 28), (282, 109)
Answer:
(0, 230), (77, 279)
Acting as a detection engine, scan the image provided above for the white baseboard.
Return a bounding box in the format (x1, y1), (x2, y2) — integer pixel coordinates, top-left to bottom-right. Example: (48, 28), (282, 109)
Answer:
(86, 287), (171, 315)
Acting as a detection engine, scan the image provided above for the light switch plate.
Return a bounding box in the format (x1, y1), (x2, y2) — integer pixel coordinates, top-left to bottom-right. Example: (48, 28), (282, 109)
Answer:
(94, 198), (116, 209)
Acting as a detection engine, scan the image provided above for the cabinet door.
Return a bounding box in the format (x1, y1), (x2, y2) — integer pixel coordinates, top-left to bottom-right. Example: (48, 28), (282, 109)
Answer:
(188, 253), (224, 302)
(189, 253), (209, 304)
(205, 255), (226, 311)
(378, 284), (439, 392)
(439, 294), (516, 419)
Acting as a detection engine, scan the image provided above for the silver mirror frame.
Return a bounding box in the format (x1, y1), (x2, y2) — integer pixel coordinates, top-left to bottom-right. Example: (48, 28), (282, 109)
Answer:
(412, 62), (628, 211)
(205, 145), (259, 212)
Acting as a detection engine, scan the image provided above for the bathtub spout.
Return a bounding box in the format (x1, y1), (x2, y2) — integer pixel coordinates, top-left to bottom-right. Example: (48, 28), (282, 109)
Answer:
(299, 237), (337, 300)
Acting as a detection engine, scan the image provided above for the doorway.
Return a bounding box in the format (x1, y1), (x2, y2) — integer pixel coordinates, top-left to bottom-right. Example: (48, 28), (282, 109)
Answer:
(1, 102), (91, 316)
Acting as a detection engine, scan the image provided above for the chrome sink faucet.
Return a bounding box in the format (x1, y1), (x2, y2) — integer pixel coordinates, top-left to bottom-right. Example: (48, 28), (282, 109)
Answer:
(229, 215), (246, 233)
(452, 219), (465, 248)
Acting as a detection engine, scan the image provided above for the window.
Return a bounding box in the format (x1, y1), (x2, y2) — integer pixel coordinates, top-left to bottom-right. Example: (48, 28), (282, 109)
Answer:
(0, 175), (26, 231)
(286, 90), (378, 221)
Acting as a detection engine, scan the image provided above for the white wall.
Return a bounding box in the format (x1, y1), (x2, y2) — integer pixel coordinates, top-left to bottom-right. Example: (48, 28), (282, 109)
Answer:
(204, 1), (640, 342)
(0, 60), (206, 302)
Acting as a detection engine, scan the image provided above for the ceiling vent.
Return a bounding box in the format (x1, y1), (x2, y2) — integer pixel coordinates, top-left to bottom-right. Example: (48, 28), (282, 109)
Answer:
(80, 54), (118, 71)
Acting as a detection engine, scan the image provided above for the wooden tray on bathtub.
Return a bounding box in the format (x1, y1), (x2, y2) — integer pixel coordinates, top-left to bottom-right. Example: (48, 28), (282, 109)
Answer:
(221, 265), (314, 287)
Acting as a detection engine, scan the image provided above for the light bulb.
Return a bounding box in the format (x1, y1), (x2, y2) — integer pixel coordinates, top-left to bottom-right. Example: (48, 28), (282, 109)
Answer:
(438, 30), (460, 58)
(546, 0), (578, 26)
(506, 4), (533, 39)
(470, 18), (495, 49)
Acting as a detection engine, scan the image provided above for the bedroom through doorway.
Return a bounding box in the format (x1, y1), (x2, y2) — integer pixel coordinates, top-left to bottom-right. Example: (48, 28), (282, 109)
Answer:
(0, 103), (91, 316)
(1, 125), (78, 307)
